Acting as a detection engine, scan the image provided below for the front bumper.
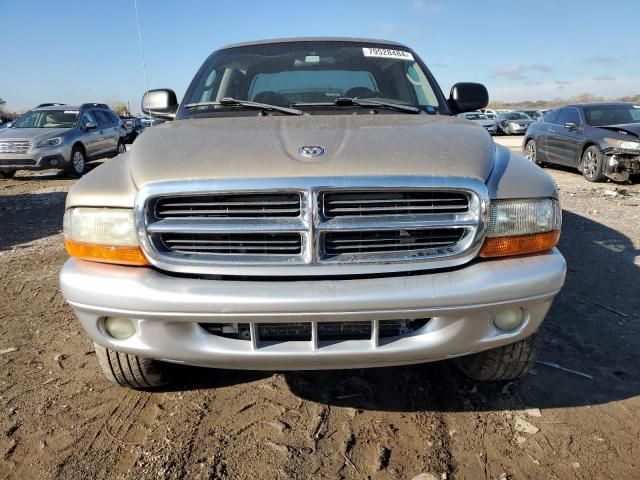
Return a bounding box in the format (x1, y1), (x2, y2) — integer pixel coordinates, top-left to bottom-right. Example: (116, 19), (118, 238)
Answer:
(0, 145), (71, 171)
(60, 249), (566, 370)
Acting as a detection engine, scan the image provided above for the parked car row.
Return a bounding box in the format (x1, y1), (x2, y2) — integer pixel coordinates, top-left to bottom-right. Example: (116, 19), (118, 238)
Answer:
(0, 102), (171, 177)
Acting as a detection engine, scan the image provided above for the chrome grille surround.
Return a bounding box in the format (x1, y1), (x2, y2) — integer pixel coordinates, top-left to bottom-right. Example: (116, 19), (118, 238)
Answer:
(0, 141), (31, 154)
(135, 177), (489, 276)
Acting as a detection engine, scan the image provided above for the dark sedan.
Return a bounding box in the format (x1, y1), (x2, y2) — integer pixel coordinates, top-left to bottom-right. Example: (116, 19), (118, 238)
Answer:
(523, 103), (640, 182)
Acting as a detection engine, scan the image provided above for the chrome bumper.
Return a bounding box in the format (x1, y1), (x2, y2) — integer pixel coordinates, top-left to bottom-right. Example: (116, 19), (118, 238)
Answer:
(60, 249), (566, 370)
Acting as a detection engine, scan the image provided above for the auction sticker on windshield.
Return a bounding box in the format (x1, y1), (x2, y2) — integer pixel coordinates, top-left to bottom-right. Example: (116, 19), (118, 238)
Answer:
(363, 47), (414, 61)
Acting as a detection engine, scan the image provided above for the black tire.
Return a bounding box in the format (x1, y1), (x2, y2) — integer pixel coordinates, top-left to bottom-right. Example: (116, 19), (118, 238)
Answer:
(0, 169), (17, 179)
(116, 140), (126, 155)
(67, 145), (87, 177)
(94, 342), (172, 389)
(581, 145), (607, 182)
(456, 335), (538, 381)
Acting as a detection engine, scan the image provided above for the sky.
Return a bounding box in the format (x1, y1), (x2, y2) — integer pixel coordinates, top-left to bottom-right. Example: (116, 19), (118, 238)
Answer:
(1, 0), (638, 113)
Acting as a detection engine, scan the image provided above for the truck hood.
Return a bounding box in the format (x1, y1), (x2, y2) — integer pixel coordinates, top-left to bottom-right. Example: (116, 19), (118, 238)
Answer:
(0, 127), (70, 142)
(128, 114), (496, 186)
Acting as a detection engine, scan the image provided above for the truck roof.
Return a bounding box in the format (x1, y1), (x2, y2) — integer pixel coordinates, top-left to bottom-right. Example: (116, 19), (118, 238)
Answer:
(219, 37), (409, 50)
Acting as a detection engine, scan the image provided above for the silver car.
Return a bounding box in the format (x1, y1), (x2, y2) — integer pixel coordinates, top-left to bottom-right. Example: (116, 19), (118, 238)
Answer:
(0, 103), (125, 178)
(457, 111), (497, 134)
(496, 111), (535, 135)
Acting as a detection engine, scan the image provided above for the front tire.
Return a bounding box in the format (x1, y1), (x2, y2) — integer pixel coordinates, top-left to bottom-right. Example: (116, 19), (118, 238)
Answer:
(456, 335), (538, 381)
(0, 169), (17, 179)
(67, 146), (87, 177)
(524, 139), (538, 164)
(117, 140), (126, 155)
(581, 145), (607, 182)
(94, 342), (172, 389)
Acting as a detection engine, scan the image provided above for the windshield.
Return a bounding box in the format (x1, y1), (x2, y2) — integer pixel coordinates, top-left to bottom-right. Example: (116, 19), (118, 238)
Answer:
(584, 105), (640, 126)
(12, 109), (78, 128)
(506, 112), (531, 120)
(181, 41), (446, 117)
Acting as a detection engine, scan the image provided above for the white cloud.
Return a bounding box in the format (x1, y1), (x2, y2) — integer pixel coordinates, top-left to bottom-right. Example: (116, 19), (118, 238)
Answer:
(488, 76), (638, 102)
(412, 0), (443, 14)
(375, 23), (399, 34)
(492, 63), (553, 80)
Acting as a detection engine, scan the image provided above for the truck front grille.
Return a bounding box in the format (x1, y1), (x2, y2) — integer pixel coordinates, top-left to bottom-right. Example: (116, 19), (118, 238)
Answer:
(138, 179), (485, 275)
(0, 141), (30, 154)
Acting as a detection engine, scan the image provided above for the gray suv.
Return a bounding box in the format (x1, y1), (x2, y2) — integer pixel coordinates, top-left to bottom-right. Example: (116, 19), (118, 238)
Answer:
(0, 103), (125, 178)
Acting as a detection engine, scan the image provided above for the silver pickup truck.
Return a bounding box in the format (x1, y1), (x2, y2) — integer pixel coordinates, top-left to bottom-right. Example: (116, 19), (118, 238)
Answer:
(59, 38), (566, 389)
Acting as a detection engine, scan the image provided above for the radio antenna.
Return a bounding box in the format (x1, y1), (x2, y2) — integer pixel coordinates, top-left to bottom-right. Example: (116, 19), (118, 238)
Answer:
(133, 0), (151, 119)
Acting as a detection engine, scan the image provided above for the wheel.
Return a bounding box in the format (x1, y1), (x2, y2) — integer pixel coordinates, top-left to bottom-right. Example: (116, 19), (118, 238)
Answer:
(455, 335), (538, 381)
(524, 139), (538, 164)
(581, 145), (607, 182)
(93, 342), (172, 389)
(0, 169), (16, 179)
(67, 146), (86, 177)
(117, 141), (126, 155)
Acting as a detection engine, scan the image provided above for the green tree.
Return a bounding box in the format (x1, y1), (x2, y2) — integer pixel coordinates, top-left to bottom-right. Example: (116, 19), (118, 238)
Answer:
(112, 103), (130, 116)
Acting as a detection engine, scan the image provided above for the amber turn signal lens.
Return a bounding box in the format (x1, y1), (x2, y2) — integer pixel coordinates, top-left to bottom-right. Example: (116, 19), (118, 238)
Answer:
(480, 231), (560, 258)
(64, 239), (149, 266)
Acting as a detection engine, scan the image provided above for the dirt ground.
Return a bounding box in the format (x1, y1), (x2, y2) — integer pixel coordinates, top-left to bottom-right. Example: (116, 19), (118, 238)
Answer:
(1, 149), (639, 480)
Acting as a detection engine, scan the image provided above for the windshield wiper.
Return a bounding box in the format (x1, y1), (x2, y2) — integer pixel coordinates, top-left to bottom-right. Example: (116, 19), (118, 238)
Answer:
(184, 97), (303, 116)
(294, 98), (422, 114)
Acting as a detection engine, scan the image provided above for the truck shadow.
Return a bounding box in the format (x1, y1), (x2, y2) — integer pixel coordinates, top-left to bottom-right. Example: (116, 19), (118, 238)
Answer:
(0, 192), (67, 251)
(282, 209), (640, 412)
(161, 210), (640, 413)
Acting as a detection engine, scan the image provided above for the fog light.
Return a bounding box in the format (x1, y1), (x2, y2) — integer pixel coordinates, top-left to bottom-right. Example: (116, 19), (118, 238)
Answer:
(103, 317), (136, 339)
(49, 158), (59, 166)
(493, 308), (525, 331)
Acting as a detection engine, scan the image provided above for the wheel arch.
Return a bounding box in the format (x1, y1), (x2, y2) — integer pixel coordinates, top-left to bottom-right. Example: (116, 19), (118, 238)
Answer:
(579, 141), (598, 167)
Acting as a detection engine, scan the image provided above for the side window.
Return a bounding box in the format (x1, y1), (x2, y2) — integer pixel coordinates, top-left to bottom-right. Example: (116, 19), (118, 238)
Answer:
(558, 108), (580, 125)
(106, 111), (120, 124)
(544, 109), (562, 125)
(94, 110), (113, 127)
(81, 111), (97, 127)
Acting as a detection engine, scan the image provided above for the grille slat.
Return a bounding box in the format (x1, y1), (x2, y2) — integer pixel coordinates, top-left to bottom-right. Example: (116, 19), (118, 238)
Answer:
(0, 141), (30, 154)
(160, 233), (302, 256)
(324, 228), (464, 256)
(322, 191), (469, 218)
(155, 193), (301, 219)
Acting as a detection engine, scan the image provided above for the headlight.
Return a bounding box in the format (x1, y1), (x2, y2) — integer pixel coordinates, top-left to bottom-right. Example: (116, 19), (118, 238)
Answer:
(603, 137), (640, 150)
(480, 198), (561, 258)
(37, 136), (63, 147)
(63, 208), (148, 266)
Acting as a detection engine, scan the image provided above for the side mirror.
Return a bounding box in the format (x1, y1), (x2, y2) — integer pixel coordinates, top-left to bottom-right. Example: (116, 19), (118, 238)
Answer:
(448, 82), (489, 114)
(141, 89), (178, 120)
(564, 122), (579, 130)
(84, 121), (97, 130)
